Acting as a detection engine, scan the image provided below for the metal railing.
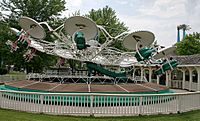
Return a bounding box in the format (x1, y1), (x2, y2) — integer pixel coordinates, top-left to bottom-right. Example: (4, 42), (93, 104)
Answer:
(26, 73), (136, 84)
(0, 90), (200, 116)
(26, 72), (88, 80)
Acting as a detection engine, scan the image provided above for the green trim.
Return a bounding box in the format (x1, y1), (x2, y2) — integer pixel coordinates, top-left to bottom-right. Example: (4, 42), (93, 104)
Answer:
(0, 85), (174, 104)
(1, 85), (173, 94)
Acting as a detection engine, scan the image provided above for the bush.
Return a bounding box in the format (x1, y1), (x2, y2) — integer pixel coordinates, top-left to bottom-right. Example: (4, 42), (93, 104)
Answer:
(0, 68), (8, 75)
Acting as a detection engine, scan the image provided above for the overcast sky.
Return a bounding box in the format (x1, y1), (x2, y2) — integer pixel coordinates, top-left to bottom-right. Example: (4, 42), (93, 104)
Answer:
(62, 0), (200, 47)
(1, 0), (199, 47)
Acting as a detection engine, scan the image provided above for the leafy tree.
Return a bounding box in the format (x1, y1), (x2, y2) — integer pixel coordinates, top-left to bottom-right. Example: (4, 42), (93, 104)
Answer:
(0, 0), (66, 73)
(0, 19), (19, 68)
(176, 32), (200, 55)
(85, 6), (128, 50)
(1, 0), (66, 21)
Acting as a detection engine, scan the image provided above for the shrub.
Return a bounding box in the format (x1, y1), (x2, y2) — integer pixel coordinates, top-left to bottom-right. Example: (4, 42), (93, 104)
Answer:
(0, 68), (8, 75)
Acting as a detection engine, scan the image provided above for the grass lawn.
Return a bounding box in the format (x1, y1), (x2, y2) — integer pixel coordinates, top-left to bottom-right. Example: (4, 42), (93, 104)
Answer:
(6, 71), (26, 76)
(0, 108), (200, 121)
(0, 71), (26, 83)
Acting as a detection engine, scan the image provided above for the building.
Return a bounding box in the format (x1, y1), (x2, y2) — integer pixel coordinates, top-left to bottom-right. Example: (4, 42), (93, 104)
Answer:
(134, 54), (200, 91)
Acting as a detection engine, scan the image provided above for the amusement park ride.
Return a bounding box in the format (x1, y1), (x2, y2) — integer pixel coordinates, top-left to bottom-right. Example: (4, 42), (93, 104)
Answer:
(6, 16), (178, 81)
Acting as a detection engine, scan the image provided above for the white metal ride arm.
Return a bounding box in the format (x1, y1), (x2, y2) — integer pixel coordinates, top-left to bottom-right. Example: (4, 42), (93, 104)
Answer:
(39, 22), (62, 40)
(39, 22), (69, 42)
(90, 25), (128, 61)
(88, 25), (113, 60)
(114, 31), (129, 40)
(164, 54), (173, 70)
(135, 40), (144, 60)
(97, 25), (113, 39)
(39, 22), (54, 31)
(39, 22), (75, 52)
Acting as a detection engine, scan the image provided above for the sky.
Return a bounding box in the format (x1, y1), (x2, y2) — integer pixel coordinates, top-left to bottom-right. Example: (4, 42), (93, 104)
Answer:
(62, 0), (200, 47)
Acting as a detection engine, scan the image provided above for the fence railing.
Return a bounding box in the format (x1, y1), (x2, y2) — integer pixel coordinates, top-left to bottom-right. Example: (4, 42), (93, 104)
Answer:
(0, 90), (200, 116)
(171, 80), (199, 91)
(171, 80), (183, 89)
(0, 75), (26, 83)
(26, 73), (137, 84)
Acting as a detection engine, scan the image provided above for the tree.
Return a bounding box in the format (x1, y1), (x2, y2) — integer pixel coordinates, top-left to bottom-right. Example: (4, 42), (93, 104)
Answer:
(85, 6), (128, 50)
(176, 32), (200, 55)
(0, 0), (66, 73)
(0, 20), (14, 68)
(1, 0), (66, 21)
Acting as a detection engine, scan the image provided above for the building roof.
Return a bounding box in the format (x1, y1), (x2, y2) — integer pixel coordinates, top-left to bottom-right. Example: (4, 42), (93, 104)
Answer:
(172, 54), (200, 65)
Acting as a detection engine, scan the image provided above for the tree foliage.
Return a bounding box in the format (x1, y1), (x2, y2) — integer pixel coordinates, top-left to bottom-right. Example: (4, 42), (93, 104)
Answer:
(0, 0), (66, 73)
(176, 32), (200, 55)
(0, 20), (16, 67)
(1, 0), (66, 21)
(85, 6), (128, 50)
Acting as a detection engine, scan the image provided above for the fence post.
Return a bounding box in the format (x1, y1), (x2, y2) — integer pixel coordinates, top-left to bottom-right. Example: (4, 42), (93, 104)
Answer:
(197, 93), (200, 109)
(90, 95), (94, 116)
(177, 95), (182, 113)
(199, 93), (200, 109)
(139, 96), (143, 115)
(0, 92), (2, 108)
(40, 94), (44, 113)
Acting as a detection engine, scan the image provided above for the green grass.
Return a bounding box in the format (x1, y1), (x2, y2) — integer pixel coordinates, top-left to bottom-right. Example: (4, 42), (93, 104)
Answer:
(6, 71), (26, 76)
(0, 108), (200, 121)
(0, 71), (26, 82)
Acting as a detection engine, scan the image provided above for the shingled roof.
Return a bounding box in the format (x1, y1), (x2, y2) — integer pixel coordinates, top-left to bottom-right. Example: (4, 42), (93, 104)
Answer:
(172, 54), (200, 65)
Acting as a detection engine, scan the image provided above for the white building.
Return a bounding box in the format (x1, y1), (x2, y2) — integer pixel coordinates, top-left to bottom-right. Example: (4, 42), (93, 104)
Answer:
(134, 54), (200, 91)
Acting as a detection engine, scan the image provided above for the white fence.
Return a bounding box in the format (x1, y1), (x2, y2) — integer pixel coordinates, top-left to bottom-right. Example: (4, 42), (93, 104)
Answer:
(0, 90), (200, 116)
(171, 80), (198, 91)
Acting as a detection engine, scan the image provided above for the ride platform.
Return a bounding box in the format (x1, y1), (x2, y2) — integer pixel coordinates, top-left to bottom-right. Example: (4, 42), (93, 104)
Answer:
(2, 80), (169, 94)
